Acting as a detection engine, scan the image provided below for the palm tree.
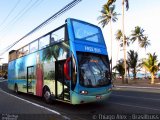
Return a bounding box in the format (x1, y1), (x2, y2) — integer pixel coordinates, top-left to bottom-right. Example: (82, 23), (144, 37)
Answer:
(106, 0), (116, 8)
(115, 29), (130, 84)
(98, 4), (119, 75)
(139, 36), (151, 54)
(121, 0), (129, 83)
(131, 27), (151, 79)
(127, 50), (138, 80)
(142, 53), (159, 84)
(113, 59), (125, 83)
(115, 29), (122, 41)
(115, 29), (130, 47)
(105, 0), (129, 81)
(106, 0), (129, 10)
(139, 36), (151, 78)
(130, 26), (145, 44)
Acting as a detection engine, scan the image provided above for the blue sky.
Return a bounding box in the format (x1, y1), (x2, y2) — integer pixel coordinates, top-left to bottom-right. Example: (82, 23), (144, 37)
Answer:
(0, 0), (160, 66)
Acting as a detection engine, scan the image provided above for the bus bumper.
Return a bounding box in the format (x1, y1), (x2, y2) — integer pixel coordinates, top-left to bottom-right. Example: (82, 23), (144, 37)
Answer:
(71, 91), (111, 104)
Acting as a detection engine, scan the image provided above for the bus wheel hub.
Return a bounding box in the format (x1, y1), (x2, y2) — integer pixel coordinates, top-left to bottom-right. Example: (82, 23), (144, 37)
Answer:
(44, 91), (50, 100)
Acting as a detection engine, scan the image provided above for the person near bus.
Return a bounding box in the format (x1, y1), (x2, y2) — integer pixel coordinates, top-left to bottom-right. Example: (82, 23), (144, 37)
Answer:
(36, 53), (44, 96)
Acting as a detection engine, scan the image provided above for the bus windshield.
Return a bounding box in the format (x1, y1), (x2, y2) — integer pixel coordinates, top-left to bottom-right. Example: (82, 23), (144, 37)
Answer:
(77, 52), (111, 88)
(72, 20), (104, 44)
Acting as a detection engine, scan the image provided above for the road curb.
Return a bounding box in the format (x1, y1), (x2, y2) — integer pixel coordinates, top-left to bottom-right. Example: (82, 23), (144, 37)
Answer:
(115, 85), (160, 90)
(0, 80), (7, 83)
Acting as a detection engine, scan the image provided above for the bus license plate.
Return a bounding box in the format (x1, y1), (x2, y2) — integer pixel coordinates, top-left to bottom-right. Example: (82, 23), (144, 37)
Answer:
(96, 95), (102, 100)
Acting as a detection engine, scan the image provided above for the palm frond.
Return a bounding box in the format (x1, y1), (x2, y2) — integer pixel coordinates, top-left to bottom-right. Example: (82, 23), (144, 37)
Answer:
(142, 52), (159, 74)
(125, 0), (129, 11)
(127, 50), (138, 69)
(115, 29), (122, 40)
(98, 2), (119, 28)
(107, 0), (116, 7)
(139, 36), (151, 48)
(113, 59), (125, 76)
(130, 26), (145, 44)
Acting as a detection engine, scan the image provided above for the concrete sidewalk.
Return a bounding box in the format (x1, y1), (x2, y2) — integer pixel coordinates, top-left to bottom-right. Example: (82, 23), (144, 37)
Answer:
(113, 85), (160, 93)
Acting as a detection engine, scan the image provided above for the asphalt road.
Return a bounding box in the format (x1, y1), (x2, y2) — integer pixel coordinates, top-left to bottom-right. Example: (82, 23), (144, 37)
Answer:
(0, 80), (160, 120)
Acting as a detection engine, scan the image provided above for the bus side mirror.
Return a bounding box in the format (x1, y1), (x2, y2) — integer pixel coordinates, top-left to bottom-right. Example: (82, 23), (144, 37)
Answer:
(64, 57), (71, 80)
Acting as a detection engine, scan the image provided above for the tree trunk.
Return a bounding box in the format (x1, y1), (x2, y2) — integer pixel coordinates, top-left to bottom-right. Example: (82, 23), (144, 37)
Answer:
(127, 66), (130, 80)
(122, 76), (125, 84)
(133, 69), (136, 79)
(133, 69), (137, 83)
(110, 21), (113, 79)
(116, 41), (120, 62)
(144, 48), (147, 79)
(151, 73), (155, 84)
(122, 0), (127, 84)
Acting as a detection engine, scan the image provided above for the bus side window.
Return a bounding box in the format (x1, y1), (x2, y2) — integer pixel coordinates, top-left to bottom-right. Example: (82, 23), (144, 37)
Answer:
(51, 27), (65, 42)
(39, 35), (49, 49)
(17, 49), (24, 58)
(30, 40), (38, 53)
(9, 50), (17, 61)
(50, 37), (55, 45)
(23, 45), (29, 55)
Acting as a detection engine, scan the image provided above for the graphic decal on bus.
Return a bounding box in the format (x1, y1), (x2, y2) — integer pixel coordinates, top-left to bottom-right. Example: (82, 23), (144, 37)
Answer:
(8, 41), (69, 97)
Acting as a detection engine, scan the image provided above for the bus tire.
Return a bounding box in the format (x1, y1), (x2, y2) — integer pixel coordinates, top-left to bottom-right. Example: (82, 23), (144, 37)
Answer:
(14, 84), (19, 94)
(43, 87), (52, 104)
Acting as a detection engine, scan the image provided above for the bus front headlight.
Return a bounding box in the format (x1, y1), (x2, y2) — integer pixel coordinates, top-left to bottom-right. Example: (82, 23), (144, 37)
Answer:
(80, 90), (88, 95)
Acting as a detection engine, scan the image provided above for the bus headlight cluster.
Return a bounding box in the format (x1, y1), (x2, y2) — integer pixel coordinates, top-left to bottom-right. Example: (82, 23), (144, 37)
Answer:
(80, 90), (88, 95)
(107, 88), (112, 92)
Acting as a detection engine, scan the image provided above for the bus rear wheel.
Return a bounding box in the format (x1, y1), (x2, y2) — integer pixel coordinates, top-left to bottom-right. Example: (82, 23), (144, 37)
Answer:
(43, 87), (52, 104)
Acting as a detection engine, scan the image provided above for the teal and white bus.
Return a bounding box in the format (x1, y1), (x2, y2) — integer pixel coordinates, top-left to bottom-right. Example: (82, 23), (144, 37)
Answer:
(8, 18), (112, 104)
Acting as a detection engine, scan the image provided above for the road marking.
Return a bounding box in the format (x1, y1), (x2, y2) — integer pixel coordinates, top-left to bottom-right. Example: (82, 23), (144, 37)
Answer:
(0, 89), (71, 119)
(115, 85), (160, 90)
(108, 101), (160, 112)
(0, 89), (71, 120)
(112, 94), (160, 101)
(0, 80), (7, 82)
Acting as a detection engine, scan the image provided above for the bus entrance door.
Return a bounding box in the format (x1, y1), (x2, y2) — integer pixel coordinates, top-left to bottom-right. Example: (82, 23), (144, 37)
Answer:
(27, 66), (35, 94)
(55, 60), (70, 101)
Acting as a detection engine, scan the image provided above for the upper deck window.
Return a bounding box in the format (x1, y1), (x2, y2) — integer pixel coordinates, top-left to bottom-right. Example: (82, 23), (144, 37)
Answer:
(30, 40), (38, 53)
(51, 27), (65, 44)
(23, 45), (29, 55)
(39, 35), (50, 49)
(72, 20), (104, 44)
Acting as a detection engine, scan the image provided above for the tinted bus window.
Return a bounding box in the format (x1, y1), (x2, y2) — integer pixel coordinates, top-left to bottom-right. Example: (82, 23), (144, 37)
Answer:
(72, 20), (104, 44)
(9, 50), (17, 61)
(51, 27), (65, 44)
(30, 40), (38, 53)
(77, 52), (111, 88)
(39, 35), (50, 49)
(23, 45), (29, 55)
(17, 49), (23, 58)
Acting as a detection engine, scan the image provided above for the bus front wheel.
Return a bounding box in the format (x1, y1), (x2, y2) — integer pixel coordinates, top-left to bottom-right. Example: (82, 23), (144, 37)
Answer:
(43, 87), (51, 104)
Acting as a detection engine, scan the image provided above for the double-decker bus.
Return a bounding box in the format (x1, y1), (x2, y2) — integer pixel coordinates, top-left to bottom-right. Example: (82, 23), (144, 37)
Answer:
(8, 18), (112, 104)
